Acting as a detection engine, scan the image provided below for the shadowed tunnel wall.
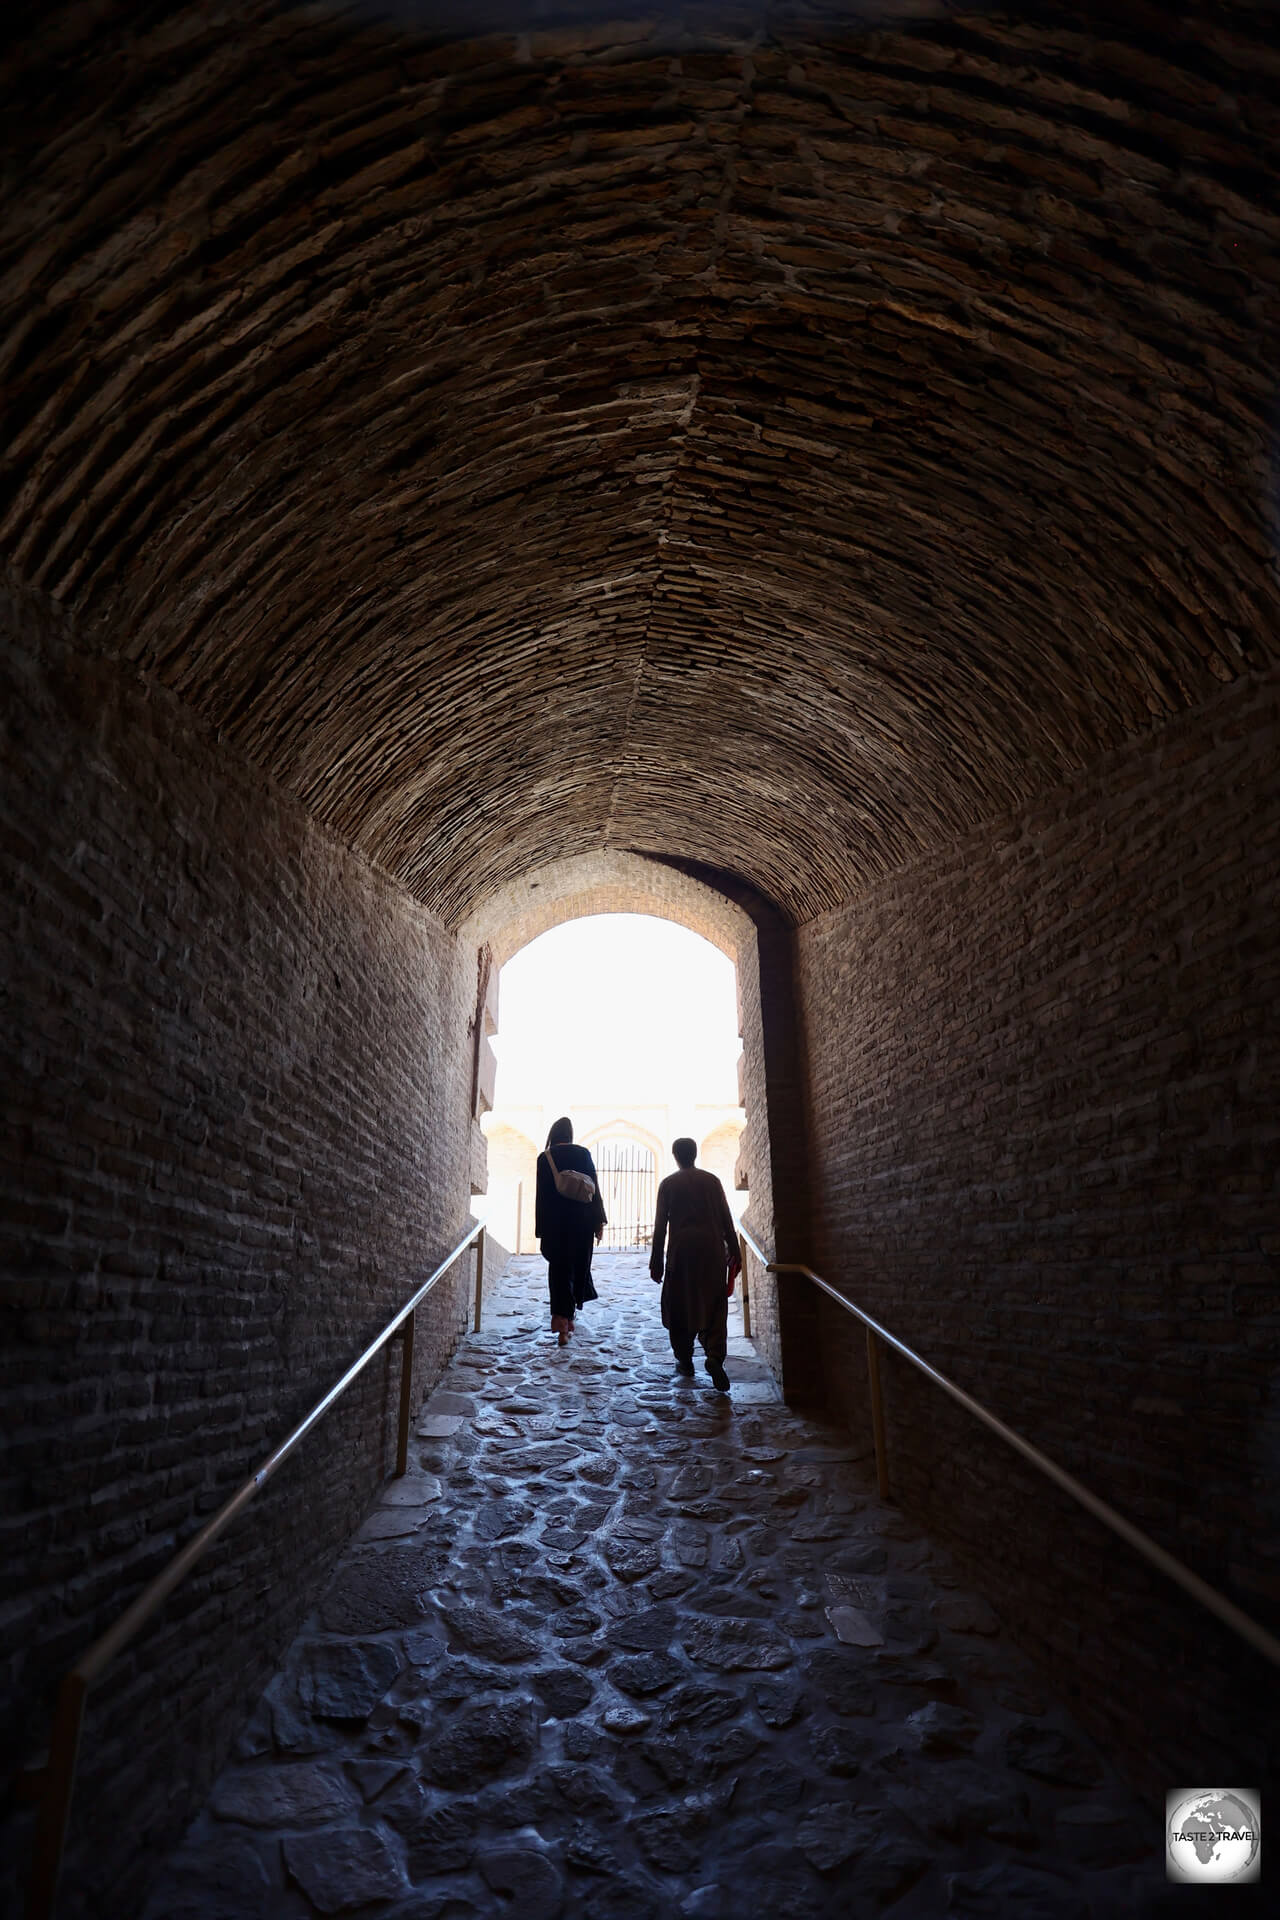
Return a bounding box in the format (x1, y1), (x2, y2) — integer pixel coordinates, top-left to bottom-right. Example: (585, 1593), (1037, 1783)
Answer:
(796, 660), (1280, 1798)
(0, 584), (799, 1917)
(0, 582), (479, 1914)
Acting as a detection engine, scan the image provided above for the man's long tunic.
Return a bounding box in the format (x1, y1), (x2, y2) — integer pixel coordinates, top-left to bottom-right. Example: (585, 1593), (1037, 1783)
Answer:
(650, 1166), (737, 1342)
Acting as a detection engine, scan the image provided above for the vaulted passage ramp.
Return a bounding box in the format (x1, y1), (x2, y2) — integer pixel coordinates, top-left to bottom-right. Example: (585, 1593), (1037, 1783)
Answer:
(143, 1256), (1157, 1920)
(3, 4), (1279, 1913)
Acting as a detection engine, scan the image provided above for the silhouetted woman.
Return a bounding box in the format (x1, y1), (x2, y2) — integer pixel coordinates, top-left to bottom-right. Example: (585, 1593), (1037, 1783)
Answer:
(535, 1116), (606, 1345)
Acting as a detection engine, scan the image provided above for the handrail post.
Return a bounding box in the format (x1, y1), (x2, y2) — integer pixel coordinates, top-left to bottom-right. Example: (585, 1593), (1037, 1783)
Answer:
(25, 1670), (88, 1920)
(473, 1225), (485, 1333)
(736, 1231), (752, 1340)
(866, 1327), (890, 1500)
(394, 1306), (416, 1479)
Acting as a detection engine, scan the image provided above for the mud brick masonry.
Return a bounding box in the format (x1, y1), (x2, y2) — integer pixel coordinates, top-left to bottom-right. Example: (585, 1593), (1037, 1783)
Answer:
(1, 2), (1278, 1913)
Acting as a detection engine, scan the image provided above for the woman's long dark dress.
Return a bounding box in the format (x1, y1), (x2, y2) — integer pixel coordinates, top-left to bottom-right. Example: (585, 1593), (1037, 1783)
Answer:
(536, 1143), (607, 1321)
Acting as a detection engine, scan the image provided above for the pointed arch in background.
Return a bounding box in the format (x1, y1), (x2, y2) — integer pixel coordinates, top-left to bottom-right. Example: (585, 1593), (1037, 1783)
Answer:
(698, 1117), (748, 1201)
(477, 1120), (540, 1256)
(581, 1117), (666, 1163)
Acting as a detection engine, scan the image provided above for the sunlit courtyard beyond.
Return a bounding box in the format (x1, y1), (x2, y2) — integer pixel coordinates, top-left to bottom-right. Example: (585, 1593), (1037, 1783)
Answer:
(476, 915), (747, 1255)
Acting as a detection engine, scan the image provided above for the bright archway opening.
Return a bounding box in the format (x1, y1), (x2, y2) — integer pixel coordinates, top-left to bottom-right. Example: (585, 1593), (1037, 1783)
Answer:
(475, 914), (746, 1257)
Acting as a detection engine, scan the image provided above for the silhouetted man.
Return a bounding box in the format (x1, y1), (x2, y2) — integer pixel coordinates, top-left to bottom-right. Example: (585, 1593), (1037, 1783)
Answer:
(649, 1137), (739, 1391)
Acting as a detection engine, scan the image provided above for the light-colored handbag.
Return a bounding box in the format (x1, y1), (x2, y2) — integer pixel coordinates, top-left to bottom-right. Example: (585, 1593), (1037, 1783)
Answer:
(544, 1146), (596, 1205)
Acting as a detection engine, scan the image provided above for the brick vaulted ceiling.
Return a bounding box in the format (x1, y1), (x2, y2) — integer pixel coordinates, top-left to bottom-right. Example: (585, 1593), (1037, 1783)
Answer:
(2, 3), (1278, 925)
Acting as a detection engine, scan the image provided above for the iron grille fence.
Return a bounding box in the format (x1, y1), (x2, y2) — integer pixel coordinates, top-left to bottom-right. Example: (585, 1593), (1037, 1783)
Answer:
(593, 1141), (657, 1251)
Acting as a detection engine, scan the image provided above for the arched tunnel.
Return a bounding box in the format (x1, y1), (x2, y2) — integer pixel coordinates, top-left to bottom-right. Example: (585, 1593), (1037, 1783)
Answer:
(2, 1), (1277, 1912)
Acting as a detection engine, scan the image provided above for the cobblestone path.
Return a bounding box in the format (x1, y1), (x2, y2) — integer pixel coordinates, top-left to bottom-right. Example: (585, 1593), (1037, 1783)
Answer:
(145, 1255), (1168, 1920)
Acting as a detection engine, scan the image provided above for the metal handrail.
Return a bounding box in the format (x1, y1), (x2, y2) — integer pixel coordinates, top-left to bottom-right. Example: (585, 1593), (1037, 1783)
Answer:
(23, 1220), (488, 1920)
(764, 1253), (1280, 1671)
(738, 1222), (771, 1272)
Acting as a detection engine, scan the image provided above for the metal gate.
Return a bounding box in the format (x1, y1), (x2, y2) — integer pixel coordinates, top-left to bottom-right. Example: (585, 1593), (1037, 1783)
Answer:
(592, 1142), (657, 1252)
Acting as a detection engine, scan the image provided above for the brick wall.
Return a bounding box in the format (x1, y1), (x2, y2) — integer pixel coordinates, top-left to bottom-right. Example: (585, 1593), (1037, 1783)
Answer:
(795, 665), (1280, 1795)
(464, 853), (744, 970)
(0, 582), (478, 1915)
(730, 908), (783, 1385)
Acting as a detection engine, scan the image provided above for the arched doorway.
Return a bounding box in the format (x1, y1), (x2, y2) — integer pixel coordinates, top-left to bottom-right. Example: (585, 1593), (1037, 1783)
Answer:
(477, 1120), (539, 1254)
(698, 1117), (748, 1215)
(582, 1123), (664, 1252)
(460, 848), (811, 1398)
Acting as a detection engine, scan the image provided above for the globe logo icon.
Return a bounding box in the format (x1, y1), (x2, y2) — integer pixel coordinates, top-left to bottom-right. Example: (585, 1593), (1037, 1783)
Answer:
(1165, 1789), (1261, 1883)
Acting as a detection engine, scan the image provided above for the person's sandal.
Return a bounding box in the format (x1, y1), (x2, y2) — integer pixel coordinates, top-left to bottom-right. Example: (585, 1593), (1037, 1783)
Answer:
(708, 1361), (730, 1392)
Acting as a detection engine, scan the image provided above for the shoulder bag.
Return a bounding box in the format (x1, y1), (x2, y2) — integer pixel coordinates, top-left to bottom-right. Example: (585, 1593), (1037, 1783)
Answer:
(544, 1146), (597, 1205)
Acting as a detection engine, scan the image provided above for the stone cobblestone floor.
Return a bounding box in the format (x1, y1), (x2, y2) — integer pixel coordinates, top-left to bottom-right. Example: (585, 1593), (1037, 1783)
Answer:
(144, 1254), (1172, 1919)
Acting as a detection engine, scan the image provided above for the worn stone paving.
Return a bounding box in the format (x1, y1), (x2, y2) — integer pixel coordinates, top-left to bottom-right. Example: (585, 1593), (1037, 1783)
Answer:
(144, 1255), (1170, 1920)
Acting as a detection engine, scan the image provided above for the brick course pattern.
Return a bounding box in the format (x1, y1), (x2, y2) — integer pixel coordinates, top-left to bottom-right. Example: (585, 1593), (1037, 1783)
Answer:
(0, 4), (1277, 925)
(0, 582), (477, 1916)
(461, 850), (747, 966)
(795, 662), (1280, 1796)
